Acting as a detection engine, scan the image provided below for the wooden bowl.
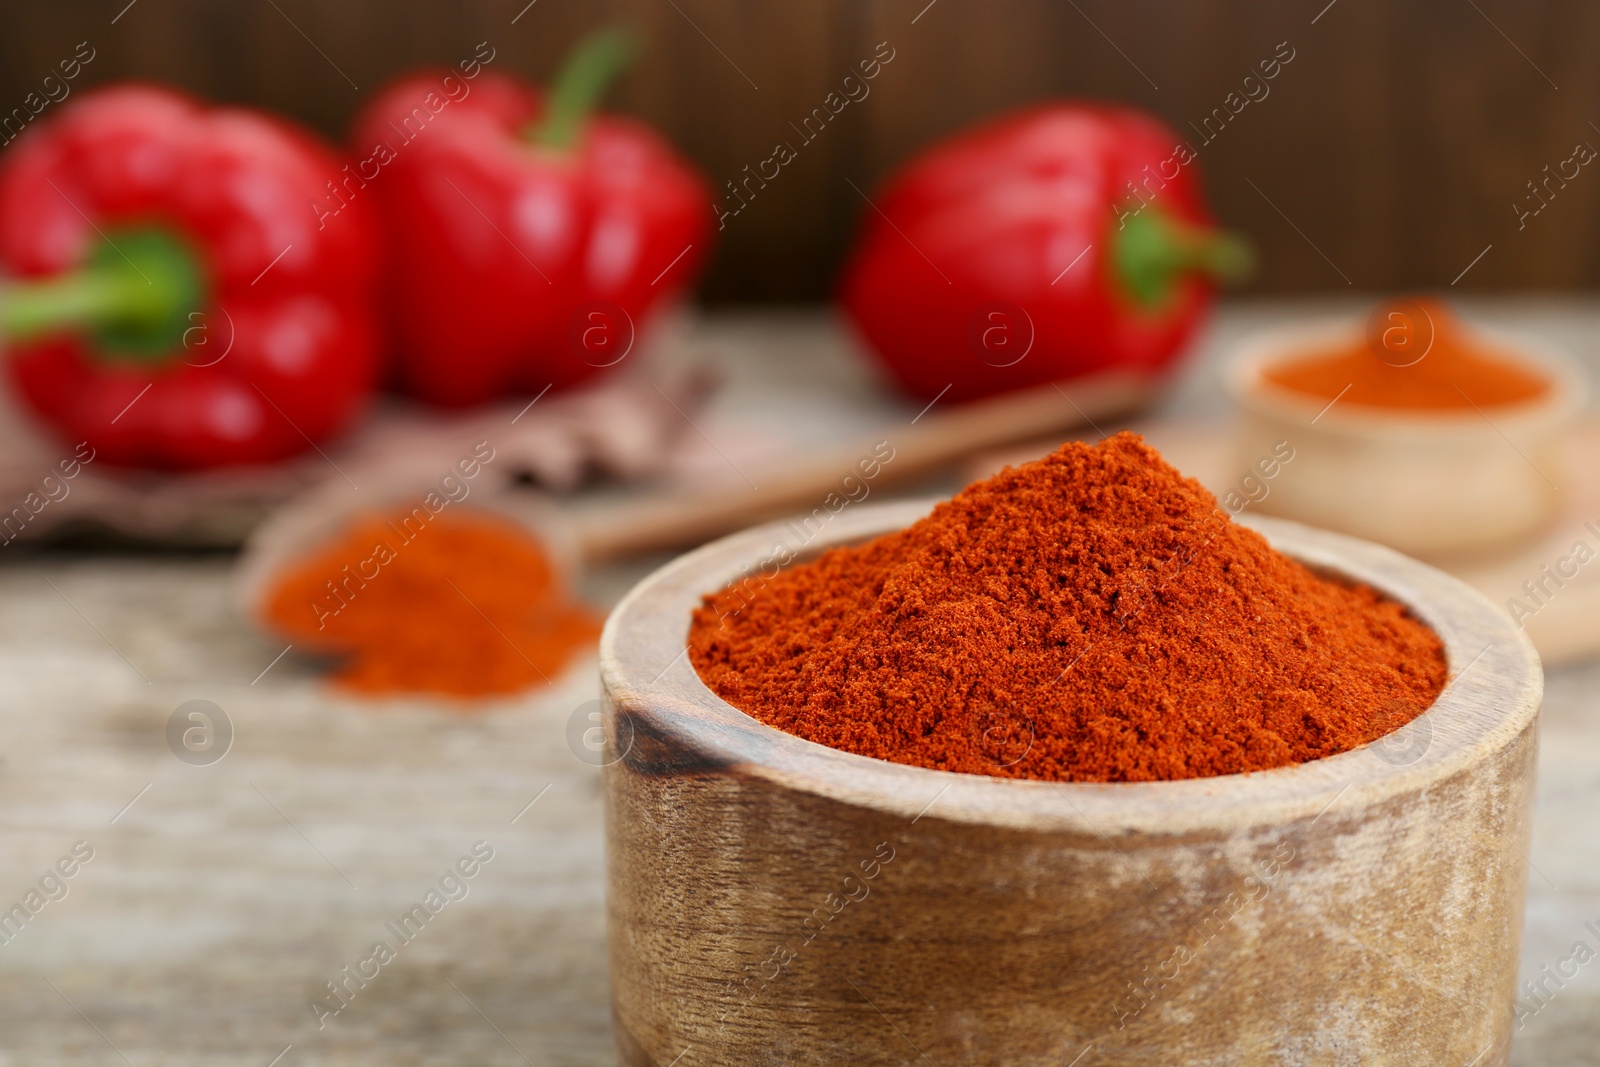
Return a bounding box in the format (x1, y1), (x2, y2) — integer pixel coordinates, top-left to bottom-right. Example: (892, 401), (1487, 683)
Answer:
(599, 500), (1541, 1066)
(1225, 321), (1586, 559)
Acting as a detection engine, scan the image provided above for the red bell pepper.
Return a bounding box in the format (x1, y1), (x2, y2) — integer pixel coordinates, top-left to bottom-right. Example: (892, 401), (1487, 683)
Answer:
(351, 30), (712, 407)
(840, 103), (1249, 403)
(0, 85), (380, 469)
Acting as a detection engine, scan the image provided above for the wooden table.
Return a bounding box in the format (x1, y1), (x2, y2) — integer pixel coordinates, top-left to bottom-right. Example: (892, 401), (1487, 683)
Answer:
(1, 300), (1596, 1065)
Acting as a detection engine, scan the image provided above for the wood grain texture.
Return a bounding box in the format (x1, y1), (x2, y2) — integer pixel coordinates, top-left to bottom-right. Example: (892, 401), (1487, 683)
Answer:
(3, 1), (1599, 300)
(600, 501), (1543, 1065)
(0, 309), (1594, 1064)
(0, 557), (615, 1066)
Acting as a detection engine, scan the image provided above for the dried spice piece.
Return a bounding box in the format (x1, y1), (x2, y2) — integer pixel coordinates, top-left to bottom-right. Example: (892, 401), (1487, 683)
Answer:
(689, 433), (1447, 783)
(1263, 298), (1549, 410)
(262, 508), (600, 698)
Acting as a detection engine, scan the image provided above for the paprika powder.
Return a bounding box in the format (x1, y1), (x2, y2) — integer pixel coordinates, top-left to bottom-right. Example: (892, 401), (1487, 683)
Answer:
(262, 508), (600, 698)
(1263, 298), (1549, 411)
(689, 433), (1447, 783)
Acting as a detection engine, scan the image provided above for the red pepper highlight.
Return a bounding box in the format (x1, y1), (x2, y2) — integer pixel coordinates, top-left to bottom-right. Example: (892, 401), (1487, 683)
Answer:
(840, 103), (1250, 404)
(352, 28), (714, 407)
(0, 85), (381, 470)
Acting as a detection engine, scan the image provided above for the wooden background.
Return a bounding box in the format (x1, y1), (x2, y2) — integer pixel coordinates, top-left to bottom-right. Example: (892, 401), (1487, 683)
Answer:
(2, 0), (1598, 302)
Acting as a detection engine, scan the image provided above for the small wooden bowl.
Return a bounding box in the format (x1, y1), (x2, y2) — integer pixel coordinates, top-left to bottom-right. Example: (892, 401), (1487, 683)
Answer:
(1225, 321), (1586, 559)
(600, 500), (1541, 1066)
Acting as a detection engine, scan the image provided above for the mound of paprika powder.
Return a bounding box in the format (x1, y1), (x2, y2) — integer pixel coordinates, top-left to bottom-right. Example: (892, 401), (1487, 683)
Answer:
(262, 508), (599, 698)
(689, 433), (1447, 783)
(1263, 298), (1550, 411)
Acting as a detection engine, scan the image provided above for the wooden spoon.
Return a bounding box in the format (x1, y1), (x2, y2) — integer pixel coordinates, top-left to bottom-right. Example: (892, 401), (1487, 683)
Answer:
(237, 371), (1153, 621)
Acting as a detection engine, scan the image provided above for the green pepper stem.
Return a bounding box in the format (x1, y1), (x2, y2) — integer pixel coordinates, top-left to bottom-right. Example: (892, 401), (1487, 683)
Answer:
(526, 26), (637, 149)
(1113, 209), (1254, 309)
(0, 226), (205, 363)
(1, 270), (142, 340)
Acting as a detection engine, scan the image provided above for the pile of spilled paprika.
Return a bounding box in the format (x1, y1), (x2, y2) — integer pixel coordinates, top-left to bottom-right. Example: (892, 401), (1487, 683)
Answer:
(1263, 298), (1550, 410)
(689, 433), (1447, 783)
(262, 508), (599, 698)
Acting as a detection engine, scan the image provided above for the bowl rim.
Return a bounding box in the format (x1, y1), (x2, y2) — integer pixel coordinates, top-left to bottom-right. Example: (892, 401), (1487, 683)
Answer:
(599, 498), (1542, 836)
(1224, 318), (1589, 435)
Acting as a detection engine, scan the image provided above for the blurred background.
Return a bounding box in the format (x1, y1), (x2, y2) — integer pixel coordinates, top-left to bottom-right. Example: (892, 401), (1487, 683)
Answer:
(1, 3), (1597, 1065)
(5, 0), (1599, 300)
